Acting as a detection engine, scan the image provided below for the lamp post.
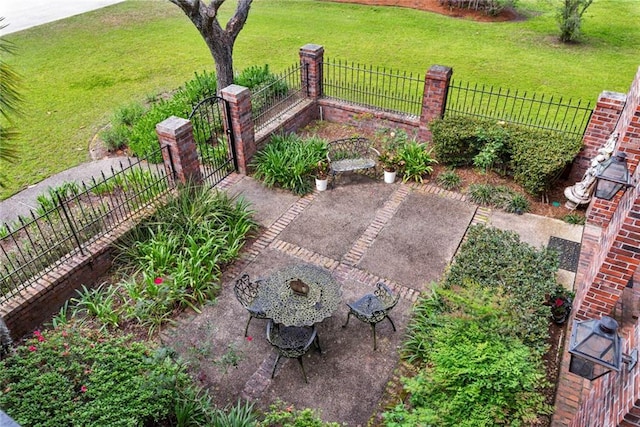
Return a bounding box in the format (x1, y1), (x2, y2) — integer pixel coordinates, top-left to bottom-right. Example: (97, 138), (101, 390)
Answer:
(568, 316), (638, 381)
(594, 152), (634, 200)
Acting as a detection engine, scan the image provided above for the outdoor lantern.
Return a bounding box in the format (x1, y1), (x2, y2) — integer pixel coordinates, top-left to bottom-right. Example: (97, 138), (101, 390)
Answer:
(594, 152), (634, 200)
(568, 316), (638, 381)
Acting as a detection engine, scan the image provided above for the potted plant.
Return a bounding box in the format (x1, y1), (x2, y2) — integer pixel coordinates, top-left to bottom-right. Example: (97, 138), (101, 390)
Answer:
(314, 160), (330, 191)
(379, 151), (400, 184)
(546, 289), (574, 325)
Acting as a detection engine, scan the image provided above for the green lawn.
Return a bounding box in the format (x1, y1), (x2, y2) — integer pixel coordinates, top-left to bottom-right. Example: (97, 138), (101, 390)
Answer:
(1, 0), (638, 200)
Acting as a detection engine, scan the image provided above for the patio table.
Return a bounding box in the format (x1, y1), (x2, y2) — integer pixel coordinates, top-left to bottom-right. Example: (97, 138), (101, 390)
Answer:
(258, 264), (342, 327)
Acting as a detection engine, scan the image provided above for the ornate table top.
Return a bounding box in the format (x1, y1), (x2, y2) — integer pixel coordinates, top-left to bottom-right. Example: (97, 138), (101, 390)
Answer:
(258, 264), (342, 327)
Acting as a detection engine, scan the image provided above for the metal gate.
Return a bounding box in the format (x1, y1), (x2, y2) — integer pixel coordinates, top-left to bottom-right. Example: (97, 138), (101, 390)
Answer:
(188, 95), (236, 187)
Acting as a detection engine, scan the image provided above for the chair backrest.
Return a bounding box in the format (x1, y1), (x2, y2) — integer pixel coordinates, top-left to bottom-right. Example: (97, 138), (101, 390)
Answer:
(266, 320), (317, 359)
(233, 274), (260, 308)
(374, 282), (399, 311)
(327, 137), (374, 161)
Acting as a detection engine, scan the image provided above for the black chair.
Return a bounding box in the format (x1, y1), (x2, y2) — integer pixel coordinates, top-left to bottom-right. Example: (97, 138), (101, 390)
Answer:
(342, 282), (399, 350)
(266, 319), (321, 383)
(233, 274), (268, 337)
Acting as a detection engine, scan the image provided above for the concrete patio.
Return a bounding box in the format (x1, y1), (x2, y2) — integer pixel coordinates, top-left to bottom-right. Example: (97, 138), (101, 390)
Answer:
(159, 172), (584, 426)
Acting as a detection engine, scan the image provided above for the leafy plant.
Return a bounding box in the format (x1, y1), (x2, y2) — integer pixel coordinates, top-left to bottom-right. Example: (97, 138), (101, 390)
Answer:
(259, 400), (340, 427)
(445, 225), (559, 353)
(504, 192), (530, 214)
(71, 283), (120, 331)
(0, 325), (193, 426)
(251, 134), (328, 195)
(214, 400), (258, 427)
(378, 150), (401, 172)
(436, 169), (462, 190)
(467, 183), (494, 206)
(396, 141), (437, 183)
(467, 183), (530, 214)
(563, 212), (586, 225)
(100, 124), (130, 151)
(558, 0), (594, 43)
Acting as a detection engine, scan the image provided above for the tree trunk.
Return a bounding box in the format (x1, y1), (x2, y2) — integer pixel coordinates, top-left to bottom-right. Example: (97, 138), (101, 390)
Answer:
(206, 32), (235, 90)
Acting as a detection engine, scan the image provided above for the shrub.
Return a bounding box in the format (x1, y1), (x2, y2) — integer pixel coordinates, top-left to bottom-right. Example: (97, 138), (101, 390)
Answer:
(175, 69), (218, 107)
(563, 212), (586, 225)
(429, 116), (582, 195)
(128, 98), (187, 161)
(0, 325), (193, 426)
(99, 124), (130, 151)
(259, 400), (341, 427)
(113, 102), (146, 127)
(467, 183), (530, 213)
(251, 134), (328, 195)
(444, 225), (559, 352)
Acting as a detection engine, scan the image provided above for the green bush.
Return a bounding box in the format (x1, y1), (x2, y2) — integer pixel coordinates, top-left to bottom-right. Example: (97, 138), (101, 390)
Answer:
(429, 116), (582, 195)
(251, 134), (328, 195)
(176, 69), (218, 107)
(0, 325), (192, 426)
(259, 400), (340, 427)
(100, 124), (131, 151)
(235, 64), (288, 94)
(444, 225), (559, 352)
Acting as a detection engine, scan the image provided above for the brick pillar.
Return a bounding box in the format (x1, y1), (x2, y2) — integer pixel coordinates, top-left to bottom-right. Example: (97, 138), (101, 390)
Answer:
(300, 43), (324, 100)
(221, 84), (254, 175)
(567, 91), (626, 184)
(418, 65), (453, 142)
(156, 116), (202, 185)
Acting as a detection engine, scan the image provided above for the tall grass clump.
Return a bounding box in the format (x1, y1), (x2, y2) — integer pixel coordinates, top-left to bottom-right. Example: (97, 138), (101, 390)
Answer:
(251, 134), (328, 195)
(68, 185), (257, 334)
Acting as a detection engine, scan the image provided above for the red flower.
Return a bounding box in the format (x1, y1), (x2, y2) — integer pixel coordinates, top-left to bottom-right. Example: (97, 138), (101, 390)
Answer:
(80, 385), (88, 393)
(37, 335), (45, 342)
(33, 330), (41, 337)
(555, 298), (565, 307)
(154, 277), (163, 285)
(28, 345), (37, 352)
(246, 336), (253, 342)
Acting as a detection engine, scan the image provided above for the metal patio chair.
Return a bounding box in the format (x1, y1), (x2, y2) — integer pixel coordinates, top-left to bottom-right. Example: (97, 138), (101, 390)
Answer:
(266, 319), (321, 383)
(233, 274), (268, 337)
(342, 282), (399, 350)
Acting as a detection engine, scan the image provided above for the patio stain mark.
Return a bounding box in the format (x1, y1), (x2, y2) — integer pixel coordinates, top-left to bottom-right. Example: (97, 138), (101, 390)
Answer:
(548, 236), (581, 272)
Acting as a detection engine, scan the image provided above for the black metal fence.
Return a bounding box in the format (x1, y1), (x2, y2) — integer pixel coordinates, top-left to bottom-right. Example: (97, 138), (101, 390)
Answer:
(252, 63), (306, 132)
(322, 58), (425, 117)
(445, 79), (593, 138)
(189, 95), (236, 187)
(0, 146), (173, 304)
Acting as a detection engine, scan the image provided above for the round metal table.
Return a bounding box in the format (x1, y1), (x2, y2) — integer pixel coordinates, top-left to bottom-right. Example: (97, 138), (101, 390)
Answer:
(258, 264), (342, 327)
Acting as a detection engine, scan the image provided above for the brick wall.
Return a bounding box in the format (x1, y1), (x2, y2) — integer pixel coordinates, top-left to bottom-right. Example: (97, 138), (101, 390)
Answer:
(554, 66), (640, 427)
(319, 98), (420, 135)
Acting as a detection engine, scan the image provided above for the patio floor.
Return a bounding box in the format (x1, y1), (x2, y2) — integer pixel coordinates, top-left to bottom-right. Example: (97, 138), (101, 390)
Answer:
(160, 172), (583, 426)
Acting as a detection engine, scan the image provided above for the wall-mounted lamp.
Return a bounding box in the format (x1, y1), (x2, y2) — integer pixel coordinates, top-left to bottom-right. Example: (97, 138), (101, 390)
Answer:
(569, 316), (638, 381)
(594, 152), (635, 200)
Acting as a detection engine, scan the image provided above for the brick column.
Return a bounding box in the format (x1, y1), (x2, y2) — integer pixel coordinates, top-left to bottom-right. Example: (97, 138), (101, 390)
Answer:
(418, 65), (453, 142)
(221, 84), (254, 175)
(300, 44), (324, 100)
(156, 116), (202, 185)
(567, 91), (626, 184)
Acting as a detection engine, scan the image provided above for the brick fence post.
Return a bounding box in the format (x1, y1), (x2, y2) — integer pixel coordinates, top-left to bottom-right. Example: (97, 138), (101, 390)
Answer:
(300, 43), (324, 100)
(418, 65), (453, 142)
(156, 116), (202, 185)
(221, 84), (255, 175)
(567, 91), (626, 184)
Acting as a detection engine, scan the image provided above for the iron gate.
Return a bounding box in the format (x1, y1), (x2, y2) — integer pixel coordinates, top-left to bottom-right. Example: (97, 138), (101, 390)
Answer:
(188, 95), (237, 187)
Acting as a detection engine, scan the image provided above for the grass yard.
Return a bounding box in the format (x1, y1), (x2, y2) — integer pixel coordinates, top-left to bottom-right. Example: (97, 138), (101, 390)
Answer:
(1, 0), (638, 200)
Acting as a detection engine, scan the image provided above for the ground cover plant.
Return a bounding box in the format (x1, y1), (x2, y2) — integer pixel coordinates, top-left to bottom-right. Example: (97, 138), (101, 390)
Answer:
(2, 0), (638, 199)
(387, 225), (559, 425)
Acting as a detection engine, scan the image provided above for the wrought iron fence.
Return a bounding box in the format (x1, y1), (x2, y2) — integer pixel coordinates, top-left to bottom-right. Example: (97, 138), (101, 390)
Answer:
(445, 79), (593, 138)
(252, 63), (306, 132)
(322, 58), (425, 117)
(0, 146), (173, 304)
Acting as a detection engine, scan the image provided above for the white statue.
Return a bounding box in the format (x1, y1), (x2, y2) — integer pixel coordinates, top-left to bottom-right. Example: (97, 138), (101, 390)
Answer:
(564, 133), (618, 209)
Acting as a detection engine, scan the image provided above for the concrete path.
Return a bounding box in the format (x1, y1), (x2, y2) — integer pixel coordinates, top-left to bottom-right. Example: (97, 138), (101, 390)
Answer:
(0, 157), (136, 225)
(160, 172), (584, 426)
(0, 0), (125, 35)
